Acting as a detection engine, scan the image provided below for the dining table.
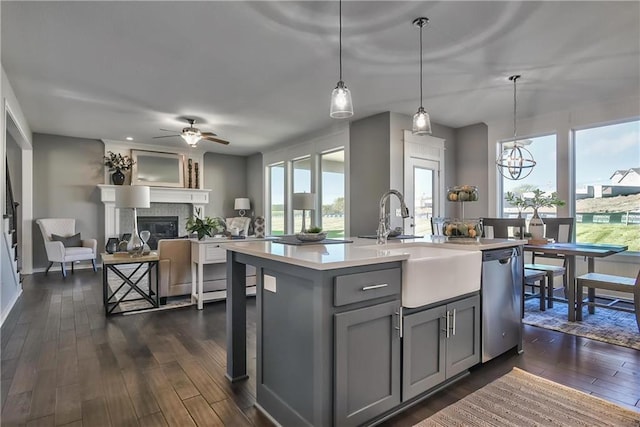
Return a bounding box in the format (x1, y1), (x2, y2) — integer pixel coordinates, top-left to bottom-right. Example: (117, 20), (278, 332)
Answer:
(523, 242), (628, 321)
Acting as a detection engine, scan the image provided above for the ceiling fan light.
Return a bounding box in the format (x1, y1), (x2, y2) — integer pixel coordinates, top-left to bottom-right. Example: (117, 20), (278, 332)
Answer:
(181, 129), (201, 146)
(330, 81), (354, 119)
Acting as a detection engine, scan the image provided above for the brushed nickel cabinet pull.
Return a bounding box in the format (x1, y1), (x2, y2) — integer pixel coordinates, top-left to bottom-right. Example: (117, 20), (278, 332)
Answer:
(361, 283), (388, 291)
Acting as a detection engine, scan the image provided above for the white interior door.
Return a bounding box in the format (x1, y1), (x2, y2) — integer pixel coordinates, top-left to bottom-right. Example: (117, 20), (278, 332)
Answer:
(404, 158), (440, 236)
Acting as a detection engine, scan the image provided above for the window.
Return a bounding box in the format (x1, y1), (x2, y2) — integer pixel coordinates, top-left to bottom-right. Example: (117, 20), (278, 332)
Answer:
(501, 134), (558, 220)
(269, 163), (285, 235)
(574, 120), (640, 251)
(292, 157), (312, 233)
(263, 127), (348, 236)
(321, 150), (345, 238)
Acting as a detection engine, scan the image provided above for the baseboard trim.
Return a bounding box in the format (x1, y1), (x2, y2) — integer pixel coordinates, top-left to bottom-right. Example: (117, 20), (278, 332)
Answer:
(0, 288), (23, 327)
(32, 262), (100, 274)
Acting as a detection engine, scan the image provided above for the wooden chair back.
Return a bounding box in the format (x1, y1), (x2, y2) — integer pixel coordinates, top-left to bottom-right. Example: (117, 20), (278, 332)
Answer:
(481, 218), (525, 239)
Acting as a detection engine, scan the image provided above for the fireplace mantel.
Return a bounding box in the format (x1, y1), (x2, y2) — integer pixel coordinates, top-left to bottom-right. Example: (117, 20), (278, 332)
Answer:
(97, 185), (212, 238)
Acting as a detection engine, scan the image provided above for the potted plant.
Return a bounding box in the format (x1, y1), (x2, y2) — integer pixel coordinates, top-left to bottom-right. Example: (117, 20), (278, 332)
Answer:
(505, 191), (529, 218)
(505, 189), (565, 239)
(186, 216), (225, 240)
(104, 151), (135, 185)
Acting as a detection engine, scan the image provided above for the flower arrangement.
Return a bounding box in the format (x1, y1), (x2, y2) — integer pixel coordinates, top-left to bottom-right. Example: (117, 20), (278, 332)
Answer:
(186, 216), (226, 240)
(505, 188), (565, 216)
(103, 151), (135, 171)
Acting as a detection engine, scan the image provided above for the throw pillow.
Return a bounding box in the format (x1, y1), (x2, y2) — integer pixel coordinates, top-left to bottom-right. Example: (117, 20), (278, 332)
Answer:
(51, 233), (82, 247)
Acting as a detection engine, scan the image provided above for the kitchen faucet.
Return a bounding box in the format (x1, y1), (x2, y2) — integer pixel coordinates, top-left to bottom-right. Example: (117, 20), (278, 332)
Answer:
(377, 189), (410, 245)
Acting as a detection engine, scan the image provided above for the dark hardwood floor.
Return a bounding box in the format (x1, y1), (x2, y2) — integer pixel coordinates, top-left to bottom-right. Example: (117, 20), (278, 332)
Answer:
(2, 269), (639, 426)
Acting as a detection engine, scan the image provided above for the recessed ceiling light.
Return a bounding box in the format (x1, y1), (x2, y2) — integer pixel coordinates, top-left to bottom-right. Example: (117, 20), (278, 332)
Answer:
(125, 137), (134, 141)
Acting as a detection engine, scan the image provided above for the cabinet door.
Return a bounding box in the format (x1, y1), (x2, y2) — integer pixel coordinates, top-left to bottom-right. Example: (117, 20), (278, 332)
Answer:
(402, 305), (447, 401)
(335, 300), (401, 427)
(445, 294), (480, 378)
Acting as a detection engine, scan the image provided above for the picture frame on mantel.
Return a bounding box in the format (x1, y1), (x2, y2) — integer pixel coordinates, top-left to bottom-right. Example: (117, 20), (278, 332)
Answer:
(131, 150), (185, 188)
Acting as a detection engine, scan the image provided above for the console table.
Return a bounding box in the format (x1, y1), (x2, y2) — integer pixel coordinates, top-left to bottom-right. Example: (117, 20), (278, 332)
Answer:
(190, 239), (228, 309)
(101, 252), (159, 315)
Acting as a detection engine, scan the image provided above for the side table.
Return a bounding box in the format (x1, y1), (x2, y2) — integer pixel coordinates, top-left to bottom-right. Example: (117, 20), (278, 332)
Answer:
(101, 252), (160, 315)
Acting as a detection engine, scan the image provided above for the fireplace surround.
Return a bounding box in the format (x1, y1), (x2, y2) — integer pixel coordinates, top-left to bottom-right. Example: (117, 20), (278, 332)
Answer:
(97, 185), (211, 240)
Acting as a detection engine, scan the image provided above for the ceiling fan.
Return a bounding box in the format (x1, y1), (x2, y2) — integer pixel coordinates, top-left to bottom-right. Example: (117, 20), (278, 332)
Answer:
(153, 118), (230, 146)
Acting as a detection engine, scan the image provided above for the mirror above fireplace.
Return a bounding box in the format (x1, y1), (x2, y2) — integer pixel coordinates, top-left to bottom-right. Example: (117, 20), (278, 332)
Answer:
(131, 150), (185, 188)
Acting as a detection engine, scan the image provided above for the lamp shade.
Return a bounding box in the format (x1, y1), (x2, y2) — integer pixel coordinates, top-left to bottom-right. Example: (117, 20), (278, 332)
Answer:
(292, 193), (316, 210)
(234, 198), (251, 210)
(115, 185), (151, 209)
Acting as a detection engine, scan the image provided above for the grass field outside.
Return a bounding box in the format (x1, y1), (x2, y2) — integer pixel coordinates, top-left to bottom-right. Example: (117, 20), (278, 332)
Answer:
(575, 223), (639, 251)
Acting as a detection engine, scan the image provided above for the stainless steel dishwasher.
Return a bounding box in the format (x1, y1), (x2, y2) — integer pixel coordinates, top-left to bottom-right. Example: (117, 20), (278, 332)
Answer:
(481, 246), (523, 362)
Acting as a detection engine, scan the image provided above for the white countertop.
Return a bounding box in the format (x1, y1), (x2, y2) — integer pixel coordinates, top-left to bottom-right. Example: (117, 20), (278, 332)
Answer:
(219, 236), (526, 271)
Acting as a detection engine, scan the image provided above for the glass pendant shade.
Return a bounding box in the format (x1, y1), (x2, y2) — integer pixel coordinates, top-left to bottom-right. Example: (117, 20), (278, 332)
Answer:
(181, 130), (202, 146)
(412, 17), (432, 135)
(412, 106), (432, 135)
(330, 81), (354, 119)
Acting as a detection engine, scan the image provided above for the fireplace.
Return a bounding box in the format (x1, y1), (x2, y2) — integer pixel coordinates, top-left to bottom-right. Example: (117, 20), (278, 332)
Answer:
(137, 216), (179, 249)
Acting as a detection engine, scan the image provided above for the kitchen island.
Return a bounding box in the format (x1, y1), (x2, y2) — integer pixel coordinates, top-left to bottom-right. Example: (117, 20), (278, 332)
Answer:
(222, 237), (525, 426)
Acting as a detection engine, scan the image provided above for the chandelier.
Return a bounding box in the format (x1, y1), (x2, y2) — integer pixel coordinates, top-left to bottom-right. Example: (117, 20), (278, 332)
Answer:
(496, 75), (536, 180)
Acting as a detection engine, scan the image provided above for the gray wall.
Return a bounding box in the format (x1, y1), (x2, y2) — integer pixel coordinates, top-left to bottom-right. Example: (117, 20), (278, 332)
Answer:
(32, 134), (104, 269)
(431, 122), (458, 218)
(349, 112), (392, 236)
(203, 152), (248, 219)
(247, 153), (264, 217)
(453, 123), (488, 219)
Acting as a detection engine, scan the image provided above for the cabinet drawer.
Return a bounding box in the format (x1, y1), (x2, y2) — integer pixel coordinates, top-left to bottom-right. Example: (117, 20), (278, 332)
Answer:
(334, 268), (401, 306)
(204, 244), (226, 262)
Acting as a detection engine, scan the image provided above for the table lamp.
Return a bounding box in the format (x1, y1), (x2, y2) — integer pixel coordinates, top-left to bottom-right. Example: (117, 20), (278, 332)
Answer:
(234, 198), (251, 217)
(116, 185), (151, 256)
(292, 192), (316, 233)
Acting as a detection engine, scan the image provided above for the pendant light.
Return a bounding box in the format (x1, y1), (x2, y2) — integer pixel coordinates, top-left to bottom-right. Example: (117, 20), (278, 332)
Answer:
(496, 75), (536, 180)
(412, 17), (432, 135)
(330, 0), (353, 119)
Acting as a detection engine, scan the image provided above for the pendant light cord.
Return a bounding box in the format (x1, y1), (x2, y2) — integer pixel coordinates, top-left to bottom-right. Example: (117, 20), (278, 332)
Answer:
(339, 0), (343, 81)
(419, 22), (423, 108)
(513, 75), (518, 141)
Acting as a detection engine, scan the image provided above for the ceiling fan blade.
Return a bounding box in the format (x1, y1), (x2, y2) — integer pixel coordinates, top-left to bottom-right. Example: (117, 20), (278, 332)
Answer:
(152, 134), (181, 139)
(201, 131), (218, 137)
(159, 128), (179, 133)
(203, 136), (230, 145)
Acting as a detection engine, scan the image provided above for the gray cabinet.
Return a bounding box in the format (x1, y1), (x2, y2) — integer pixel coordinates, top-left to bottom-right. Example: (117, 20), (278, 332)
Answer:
(402, 294), (480, 401)
(335, 300), (401, 427)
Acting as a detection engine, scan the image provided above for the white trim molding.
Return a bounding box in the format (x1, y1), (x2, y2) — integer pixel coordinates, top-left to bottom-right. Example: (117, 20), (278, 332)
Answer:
(97, 185), (211, 238)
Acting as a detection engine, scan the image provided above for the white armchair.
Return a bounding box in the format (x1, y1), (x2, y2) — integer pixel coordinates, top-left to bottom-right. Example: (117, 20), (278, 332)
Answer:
(36, 218), (97, 277)
(225, 217), (252, 236)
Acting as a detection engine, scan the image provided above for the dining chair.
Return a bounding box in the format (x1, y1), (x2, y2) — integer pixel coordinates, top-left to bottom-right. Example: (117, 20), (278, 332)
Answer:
(525, 217), (573, 308)
(480, 217), (525, 239)
(523, 269), (547, 315)
(576, 269), (640, 332)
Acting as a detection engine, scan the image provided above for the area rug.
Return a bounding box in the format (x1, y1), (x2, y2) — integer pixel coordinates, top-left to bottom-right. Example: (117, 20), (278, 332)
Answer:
(414, 368), (640, 426)
(523, 298), (640, 350)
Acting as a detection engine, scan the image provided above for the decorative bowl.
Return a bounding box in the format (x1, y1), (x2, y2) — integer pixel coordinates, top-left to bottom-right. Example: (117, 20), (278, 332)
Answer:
(296, 232), (327, 242)
(388, 227), (402, 238)
(443, 219), (482, 240)
(447, 185), (479, 202)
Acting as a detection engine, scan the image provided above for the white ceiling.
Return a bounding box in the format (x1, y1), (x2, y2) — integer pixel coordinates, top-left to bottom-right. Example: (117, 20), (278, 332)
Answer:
(2, 1), (639, 156)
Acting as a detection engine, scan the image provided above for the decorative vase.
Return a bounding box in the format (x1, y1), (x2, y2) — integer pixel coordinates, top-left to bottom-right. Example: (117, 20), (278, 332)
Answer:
(528, 208), (544, 239)
(111, 169), (125, 185)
